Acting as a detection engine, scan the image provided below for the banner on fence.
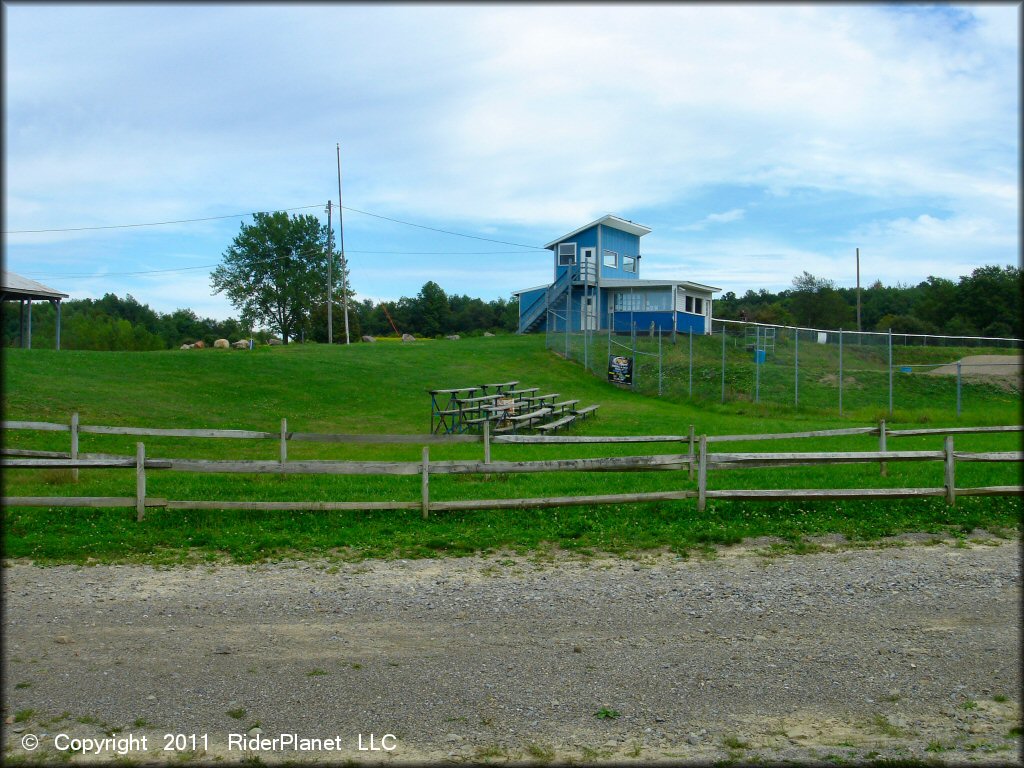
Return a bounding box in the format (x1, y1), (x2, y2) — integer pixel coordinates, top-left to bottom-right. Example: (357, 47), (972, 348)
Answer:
(608, 355), (633, 385)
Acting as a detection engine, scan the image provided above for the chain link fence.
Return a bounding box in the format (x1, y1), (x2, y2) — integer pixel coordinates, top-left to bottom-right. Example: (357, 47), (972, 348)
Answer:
(546, 314), (1022, 418)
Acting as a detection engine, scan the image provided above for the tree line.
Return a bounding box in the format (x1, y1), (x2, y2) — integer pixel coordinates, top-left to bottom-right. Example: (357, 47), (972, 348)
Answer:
(1, 286), (520, 350)
(715, 265), (1021, 339)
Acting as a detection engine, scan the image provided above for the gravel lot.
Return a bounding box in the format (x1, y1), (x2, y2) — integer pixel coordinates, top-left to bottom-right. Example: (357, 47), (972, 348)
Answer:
(3, 534), (1020, 765)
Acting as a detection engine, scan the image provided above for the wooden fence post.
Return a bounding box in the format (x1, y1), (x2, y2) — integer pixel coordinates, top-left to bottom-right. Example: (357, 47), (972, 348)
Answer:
(280, 418), (287, 465)
(697, 434), (708, 513)
(879, 419), (888, 478)
(483, 420), (491, 464)
(70, 411), (79, 483)
(136, 442), (146, 522)
(944, 436), (956, 506)
(421, 446), (430, 519)
(687, 424), (695, 481)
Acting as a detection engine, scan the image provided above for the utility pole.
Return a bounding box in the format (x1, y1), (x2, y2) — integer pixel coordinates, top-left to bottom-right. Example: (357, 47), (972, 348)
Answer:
(326, 200), (333, 344)
(336, 144), (351, 344)
(856, 247), (862, 334)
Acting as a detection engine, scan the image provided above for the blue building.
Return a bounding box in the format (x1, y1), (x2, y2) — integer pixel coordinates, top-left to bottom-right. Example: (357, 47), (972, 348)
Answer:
(515, 214), (720, 335)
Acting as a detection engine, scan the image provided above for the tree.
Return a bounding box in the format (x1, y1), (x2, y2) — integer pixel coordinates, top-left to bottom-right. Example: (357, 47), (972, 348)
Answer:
(210, 211), (339, 344)
(787, 272), (853, 329)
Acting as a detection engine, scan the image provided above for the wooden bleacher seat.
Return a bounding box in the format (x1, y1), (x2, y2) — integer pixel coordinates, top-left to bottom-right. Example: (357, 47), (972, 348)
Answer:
(536, 414), (576, 433)
(572, 404), (600, 418)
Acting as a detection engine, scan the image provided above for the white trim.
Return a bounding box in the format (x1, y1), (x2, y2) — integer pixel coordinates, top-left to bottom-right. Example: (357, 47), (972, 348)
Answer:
(544, 214), (651, 249)
(557, 242), (577, 266)
(602, 249), (618, 268)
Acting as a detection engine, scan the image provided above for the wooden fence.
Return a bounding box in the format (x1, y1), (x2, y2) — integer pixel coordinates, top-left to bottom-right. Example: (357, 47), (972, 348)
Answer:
(2, 416), (1022, 520)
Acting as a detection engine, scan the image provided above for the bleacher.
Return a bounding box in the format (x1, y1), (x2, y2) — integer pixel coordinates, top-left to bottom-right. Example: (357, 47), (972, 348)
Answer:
(428, 381), (599, 435)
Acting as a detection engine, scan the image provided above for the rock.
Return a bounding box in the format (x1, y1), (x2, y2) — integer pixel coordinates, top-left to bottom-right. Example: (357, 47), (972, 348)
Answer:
(232, 340), (249, 349)
(361, 336), (376, 343)
(401, 334), (416, 343)
(446, 334), (460, 341)
(267, 338), (282, 346)
(192, 340), (206, 349)
(180, 344), (192, 350)
(484, 332), (495, 337)
(213, 339), (230, 349)
(54, 634), (73, 644)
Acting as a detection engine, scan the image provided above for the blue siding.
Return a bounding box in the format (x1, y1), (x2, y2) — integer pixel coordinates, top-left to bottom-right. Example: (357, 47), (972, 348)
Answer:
(599, 225), (642, 280)
(675, 312), (705, 334)
(612, 311), (675, 333)
(553, 225), (599, 282)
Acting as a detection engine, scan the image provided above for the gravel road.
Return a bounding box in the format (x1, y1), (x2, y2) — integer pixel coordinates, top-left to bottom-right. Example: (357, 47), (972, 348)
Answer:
(3, 534), (1020, 765)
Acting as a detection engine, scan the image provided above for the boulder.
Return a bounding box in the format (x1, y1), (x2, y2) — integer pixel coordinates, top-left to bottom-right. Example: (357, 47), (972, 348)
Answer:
(232, 340), (250, 349)
(361, 335), (376, 343)
(214, 338), (230, 349)
(446, 334), (460, 341)
(483, 332), (495, 337)
(192, 340), (206, 349)
(180, 344), (192, 350)
(401, 334), (416, 343)
(267, 338), (283, 346)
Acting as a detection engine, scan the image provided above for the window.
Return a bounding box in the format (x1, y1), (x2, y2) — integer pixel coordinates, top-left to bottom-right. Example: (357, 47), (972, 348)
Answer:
(603, 250), (618, 268)
(612, 289), (671, 312)
(557, 243), (576, 266)
(694, 297), (704, 314)
(685, 295), (694, 313)
(623, 255), (637, 273)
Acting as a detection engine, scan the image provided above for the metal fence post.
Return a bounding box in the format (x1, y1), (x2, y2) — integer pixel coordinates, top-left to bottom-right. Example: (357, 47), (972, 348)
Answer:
(888, 327), (894, 416)
(658, 330), (663, 396)
(754, 324), (760, 404)
(688, 327), (693, 398)
(794, 328), (799, 409)
(956, 361), (962, 418)
(631, 322), (637, 391)
(721, 325), (726, 404)
(839, 329), (844, 416)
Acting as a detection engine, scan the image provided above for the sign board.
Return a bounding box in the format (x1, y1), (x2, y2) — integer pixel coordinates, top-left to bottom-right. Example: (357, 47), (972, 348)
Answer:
(608, 354), (633, 385)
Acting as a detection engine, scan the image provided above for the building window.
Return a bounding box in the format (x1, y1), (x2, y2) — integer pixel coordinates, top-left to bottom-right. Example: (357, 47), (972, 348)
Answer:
(623, 255), (637, 273)
(558, 243), (576, 266)
(603, 250), (618, 268)
(685, 295), (693, 313)
(613, 289), (671, 312)
(694, 297), (703, 314)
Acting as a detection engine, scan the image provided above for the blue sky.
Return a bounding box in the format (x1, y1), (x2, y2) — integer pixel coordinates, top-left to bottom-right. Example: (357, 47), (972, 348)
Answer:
(3, 3), (1019, 320)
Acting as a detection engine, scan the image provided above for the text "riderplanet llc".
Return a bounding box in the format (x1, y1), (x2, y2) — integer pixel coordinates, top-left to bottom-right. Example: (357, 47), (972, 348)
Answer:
(227, 733), (397, 752)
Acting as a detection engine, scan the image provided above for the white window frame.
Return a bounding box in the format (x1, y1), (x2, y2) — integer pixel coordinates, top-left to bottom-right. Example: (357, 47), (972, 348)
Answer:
(623, 254), (637, 273)
(603, 249), (618, 268)
(558, 242), (577, 266)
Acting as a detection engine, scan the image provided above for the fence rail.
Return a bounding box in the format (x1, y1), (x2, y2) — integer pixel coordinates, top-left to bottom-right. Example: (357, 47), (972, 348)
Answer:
(3, 414), (1021, 520)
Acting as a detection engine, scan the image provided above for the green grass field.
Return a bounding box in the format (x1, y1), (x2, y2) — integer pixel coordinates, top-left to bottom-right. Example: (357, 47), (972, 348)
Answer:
(3, 335), (1021, 563)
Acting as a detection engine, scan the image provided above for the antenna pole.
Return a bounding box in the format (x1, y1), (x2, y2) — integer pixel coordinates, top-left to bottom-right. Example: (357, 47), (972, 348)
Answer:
(337, 144), (351, 344)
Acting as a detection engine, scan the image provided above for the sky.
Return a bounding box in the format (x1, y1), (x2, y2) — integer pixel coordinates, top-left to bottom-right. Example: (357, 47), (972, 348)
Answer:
(3, 3), (1019, 321)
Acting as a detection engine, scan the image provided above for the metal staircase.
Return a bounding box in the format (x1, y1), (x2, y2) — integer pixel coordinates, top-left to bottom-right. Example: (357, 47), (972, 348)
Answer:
(518, 267), (575, 333)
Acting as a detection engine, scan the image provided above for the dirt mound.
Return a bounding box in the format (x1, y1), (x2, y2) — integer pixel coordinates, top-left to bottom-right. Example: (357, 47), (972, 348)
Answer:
(926, 354), (1022, 378)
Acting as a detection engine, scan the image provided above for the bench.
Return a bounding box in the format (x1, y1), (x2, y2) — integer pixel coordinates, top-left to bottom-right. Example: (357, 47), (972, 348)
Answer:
(504, 387), (539, 397)
(572, 404), (600, 419)
(480, 380), (519, 394)
(525, 392), (559, 406)
(550, 399), (579, 414)
(493, 407), (552, 433)
(536, 414), (576, 433)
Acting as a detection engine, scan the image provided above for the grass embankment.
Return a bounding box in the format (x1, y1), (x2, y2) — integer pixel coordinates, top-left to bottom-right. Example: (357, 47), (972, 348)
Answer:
(3, 335), (1021, 563)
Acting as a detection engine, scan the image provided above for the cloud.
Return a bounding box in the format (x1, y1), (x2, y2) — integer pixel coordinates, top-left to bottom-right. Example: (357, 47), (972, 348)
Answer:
(677, 209), (746, 231)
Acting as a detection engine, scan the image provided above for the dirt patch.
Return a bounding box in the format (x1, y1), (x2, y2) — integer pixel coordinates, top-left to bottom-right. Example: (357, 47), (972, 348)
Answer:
(3, 538), (1020, 764)
(926, 354), (1023, 392)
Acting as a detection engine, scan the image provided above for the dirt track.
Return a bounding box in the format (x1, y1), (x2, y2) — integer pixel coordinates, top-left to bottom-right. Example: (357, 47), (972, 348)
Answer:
(3, 535), (1021, 764)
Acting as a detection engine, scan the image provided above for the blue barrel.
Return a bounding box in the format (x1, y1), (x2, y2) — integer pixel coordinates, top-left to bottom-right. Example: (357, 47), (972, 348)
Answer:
(754, 349), (766, 364)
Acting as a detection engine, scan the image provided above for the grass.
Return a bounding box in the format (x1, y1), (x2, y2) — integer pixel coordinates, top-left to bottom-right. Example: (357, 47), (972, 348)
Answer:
(3, 336), (1020, 563)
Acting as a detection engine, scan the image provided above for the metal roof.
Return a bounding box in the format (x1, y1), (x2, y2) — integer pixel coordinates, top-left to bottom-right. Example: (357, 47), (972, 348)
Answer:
(543, 214), (652, 250)
(1, 271), (69, 300)
(601, 278), (721, 294)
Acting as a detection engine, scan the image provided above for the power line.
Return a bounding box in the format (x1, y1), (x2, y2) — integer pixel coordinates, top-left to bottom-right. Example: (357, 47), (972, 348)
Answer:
(4, 204), (547, 251)
(2, 205), (325, 234)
